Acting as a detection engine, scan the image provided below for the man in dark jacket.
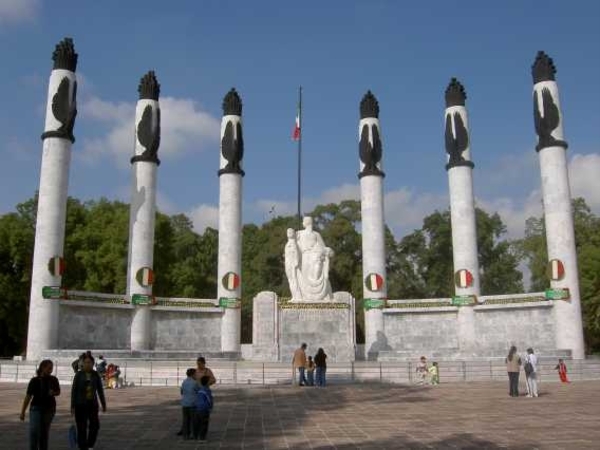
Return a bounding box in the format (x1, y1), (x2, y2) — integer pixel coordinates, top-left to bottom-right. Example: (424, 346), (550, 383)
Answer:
(71, 354), (106, 450)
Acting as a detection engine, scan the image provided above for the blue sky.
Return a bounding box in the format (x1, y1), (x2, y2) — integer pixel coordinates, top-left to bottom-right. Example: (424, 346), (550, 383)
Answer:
(1, 0), (599, 239)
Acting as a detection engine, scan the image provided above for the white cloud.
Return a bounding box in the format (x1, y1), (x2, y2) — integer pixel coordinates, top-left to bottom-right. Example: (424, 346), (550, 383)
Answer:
(569, 152), (600, 212)
(188, 204), (219, 233)
(0, 0), (39, 23)
(78, 96), (219, 167)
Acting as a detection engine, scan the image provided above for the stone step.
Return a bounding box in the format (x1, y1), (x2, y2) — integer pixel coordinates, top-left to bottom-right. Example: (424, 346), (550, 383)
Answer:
(40, 349), (240, 362)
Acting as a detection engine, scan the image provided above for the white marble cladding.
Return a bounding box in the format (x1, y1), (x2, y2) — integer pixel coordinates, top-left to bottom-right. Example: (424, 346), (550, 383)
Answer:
(43, 69), (76, 133)
(252, 291), (279, 361)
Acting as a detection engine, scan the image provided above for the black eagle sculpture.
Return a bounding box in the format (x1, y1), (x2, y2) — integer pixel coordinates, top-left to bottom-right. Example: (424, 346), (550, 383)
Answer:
(533, 87), (567, 152)
(133, 105), (161, 164)
(50, 76), (77, 142)
(219, 121), (245, 176)
(444, 112), (473, 170)
(219, 88), (244, 176)
(359, 124), (384, 178)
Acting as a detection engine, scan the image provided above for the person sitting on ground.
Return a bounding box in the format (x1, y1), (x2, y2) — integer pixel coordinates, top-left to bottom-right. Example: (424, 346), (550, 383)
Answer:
(428, 362), (440, 385)
(194, 375), (214, 441)
(195, 357), (216, 386)
(306, 356), (316, 386)
(555, 359), (570, 384)
(416, 356), (429, 384)
(180, 368), (198, 440)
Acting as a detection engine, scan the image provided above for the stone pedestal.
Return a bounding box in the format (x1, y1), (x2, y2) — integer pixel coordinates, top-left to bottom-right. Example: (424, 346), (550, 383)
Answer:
(251, 291), (279, 361)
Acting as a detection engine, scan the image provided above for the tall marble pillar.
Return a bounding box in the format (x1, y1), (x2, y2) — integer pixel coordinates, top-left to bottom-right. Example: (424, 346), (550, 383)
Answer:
(127, 71), (161, 352)
(218, 88), (244, 354)
(444, 78), (480, 355)
(358, 91), (388, 360)
(531, 52), (585, 359)
(26, 38), (78, 360)
(444, 78), (481, 298)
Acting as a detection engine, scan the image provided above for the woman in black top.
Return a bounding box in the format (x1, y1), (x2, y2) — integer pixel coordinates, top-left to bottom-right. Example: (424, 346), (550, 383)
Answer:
(71, 354), (106, 450)
(20, 359), (60, 450)
(314, 348), (328, 387)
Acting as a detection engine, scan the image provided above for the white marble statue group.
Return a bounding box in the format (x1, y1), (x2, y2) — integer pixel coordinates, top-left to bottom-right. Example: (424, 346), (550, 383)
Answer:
(285, 216), (334, 302)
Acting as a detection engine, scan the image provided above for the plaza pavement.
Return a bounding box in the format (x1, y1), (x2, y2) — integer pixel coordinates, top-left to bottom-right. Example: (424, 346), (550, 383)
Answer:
(1, 379), (598, 449)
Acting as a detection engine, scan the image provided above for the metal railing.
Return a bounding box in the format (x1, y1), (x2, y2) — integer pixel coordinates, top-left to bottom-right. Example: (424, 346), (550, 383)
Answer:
(2, 359), (600, 387)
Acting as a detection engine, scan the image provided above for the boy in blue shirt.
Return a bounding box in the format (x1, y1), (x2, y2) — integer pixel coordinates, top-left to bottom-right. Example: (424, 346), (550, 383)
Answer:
(194, 375), (214, 441)
(180, 368), (198, 439)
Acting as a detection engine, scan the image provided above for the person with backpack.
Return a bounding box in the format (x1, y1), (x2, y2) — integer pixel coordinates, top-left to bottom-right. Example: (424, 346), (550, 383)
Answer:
(524, 347), (539, 398)
(505, 346), (522, 397)
(71, 353), (106, 450)
(193, 375), (214, 441)
(20, 359), (60, 450)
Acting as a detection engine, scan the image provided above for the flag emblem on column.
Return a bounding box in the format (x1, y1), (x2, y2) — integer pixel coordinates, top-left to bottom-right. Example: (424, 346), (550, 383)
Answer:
(547, 259), (565, 281)
(292, 103), (301, 141)
(454, 269), (473, 288)
(47, 256), (65, 277)
(365, 273), (384, 291)
(136, 267), (154, 287)
(222, 272), (240, 290)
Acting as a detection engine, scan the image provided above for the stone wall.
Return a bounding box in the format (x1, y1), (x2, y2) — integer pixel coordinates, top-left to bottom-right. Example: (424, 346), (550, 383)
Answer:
(58, 302), (132, 349)
(379, 301), (557, 359)
(152, 308), (222, 352)
(57, 301), (223, 352)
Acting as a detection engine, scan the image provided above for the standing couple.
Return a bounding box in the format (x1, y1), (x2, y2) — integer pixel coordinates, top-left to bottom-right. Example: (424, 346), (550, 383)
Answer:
(292, 343), (328, 387)
(506, 346), (539, 398)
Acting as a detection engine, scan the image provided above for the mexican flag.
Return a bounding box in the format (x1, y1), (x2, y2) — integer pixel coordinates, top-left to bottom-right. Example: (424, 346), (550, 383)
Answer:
(548, 259), (565, 280)
(365, 273), (384, 291)
(222, 272), (240, 290)
(47, 256), (65, 277)
(292, 102), (301, 141)
(136, 267), (154, 287)
(454, 269), (473, 288)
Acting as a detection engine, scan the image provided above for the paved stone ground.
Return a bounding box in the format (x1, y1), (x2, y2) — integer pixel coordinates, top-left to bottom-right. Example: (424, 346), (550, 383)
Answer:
(1, 380), (599, 449)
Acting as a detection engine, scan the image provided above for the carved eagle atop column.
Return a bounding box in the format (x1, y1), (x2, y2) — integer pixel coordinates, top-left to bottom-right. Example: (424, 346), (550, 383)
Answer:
(131, 71), (161, 165)
(532, 51), (568, 152)
(358, 90), (384, 178)
(219, 88), (245, 176)
(444, 78), (474, 170)
(42, 38), (78, 143)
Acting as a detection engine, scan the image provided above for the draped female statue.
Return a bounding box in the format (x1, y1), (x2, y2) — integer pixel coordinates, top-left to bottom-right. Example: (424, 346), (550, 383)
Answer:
(284, 216), (333, 301)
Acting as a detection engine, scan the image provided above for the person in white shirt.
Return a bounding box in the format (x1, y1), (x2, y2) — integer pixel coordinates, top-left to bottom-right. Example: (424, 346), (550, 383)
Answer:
(524, 348), (539, 397)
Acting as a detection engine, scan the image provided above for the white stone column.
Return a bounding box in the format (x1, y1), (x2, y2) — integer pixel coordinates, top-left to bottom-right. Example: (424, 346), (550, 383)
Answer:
(444, 78), (480, 356)
(532, 52), (585, 359)
(127, 71), (161, 352)
(218, 89), (245, 355)
(358, 91), (388, 360)
(27, 38), (78, 360)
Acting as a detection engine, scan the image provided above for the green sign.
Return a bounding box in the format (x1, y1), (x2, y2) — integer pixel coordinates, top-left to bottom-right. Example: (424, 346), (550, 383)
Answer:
(363, 299), (386, 310)
(545, 288), (570, 301)
(219, 297), (241, 309)
(131, 294), (155, 305)
(42, 286), (65, 299)
(451, 295), (476, 306)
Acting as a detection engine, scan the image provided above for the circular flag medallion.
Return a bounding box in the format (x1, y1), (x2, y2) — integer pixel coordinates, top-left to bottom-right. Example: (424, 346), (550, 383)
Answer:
(222, 272), (240, 291)
(365, 273), (384, 291)
(47, 256), (65, 277)
(547, 259), (565, 281)
(454, 269), (473, 288)
(136, 267), (154, 287)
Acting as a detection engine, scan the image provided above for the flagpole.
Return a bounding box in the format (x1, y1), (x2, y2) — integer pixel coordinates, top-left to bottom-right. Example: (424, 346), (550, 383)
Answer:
(297, 86), (302, 228)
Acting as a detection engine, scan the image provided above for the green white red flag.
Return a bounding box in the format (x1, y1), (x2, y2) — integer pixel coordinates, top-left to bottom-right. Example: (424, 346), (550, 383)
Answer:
(292, 102), (301, 141)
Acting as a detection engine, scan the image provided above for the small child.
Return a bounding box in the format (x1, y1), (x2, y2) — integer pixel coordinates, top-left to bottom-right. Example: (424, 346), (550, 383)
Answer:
(180, 368), (198, 439)
(306, 356), (316, 386)
(555, 359), (570, 383)
(428, 362), (439, 385)
(194, 375), (214, 441)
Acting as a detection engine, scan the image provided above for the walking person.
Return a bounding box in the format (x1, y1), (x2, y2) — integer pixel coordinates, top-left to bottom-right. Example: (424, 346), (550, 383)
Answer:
(193, 376), (214, 441)
(555, 358), (570, 383)
(20, 360), (60, 450)
(524, 348), (539, 398)
(179, 368), (198, 440)
(71, 354), (106, 450)
(292, 343), (308, 386)
(505, 346), (522, 397)
(314, 348), (328, 387)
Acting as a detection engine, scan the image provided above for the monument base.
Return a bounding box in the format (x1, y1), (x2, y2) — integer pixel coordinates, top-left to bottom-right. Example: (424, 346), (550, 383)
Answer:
(252, 291), (356, 362)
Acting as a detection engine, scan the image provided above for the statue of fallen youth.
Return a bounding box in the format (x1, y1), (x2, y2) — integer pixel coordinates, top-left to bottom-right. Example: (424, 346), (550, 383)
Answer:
(284, 216), (334, 302)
